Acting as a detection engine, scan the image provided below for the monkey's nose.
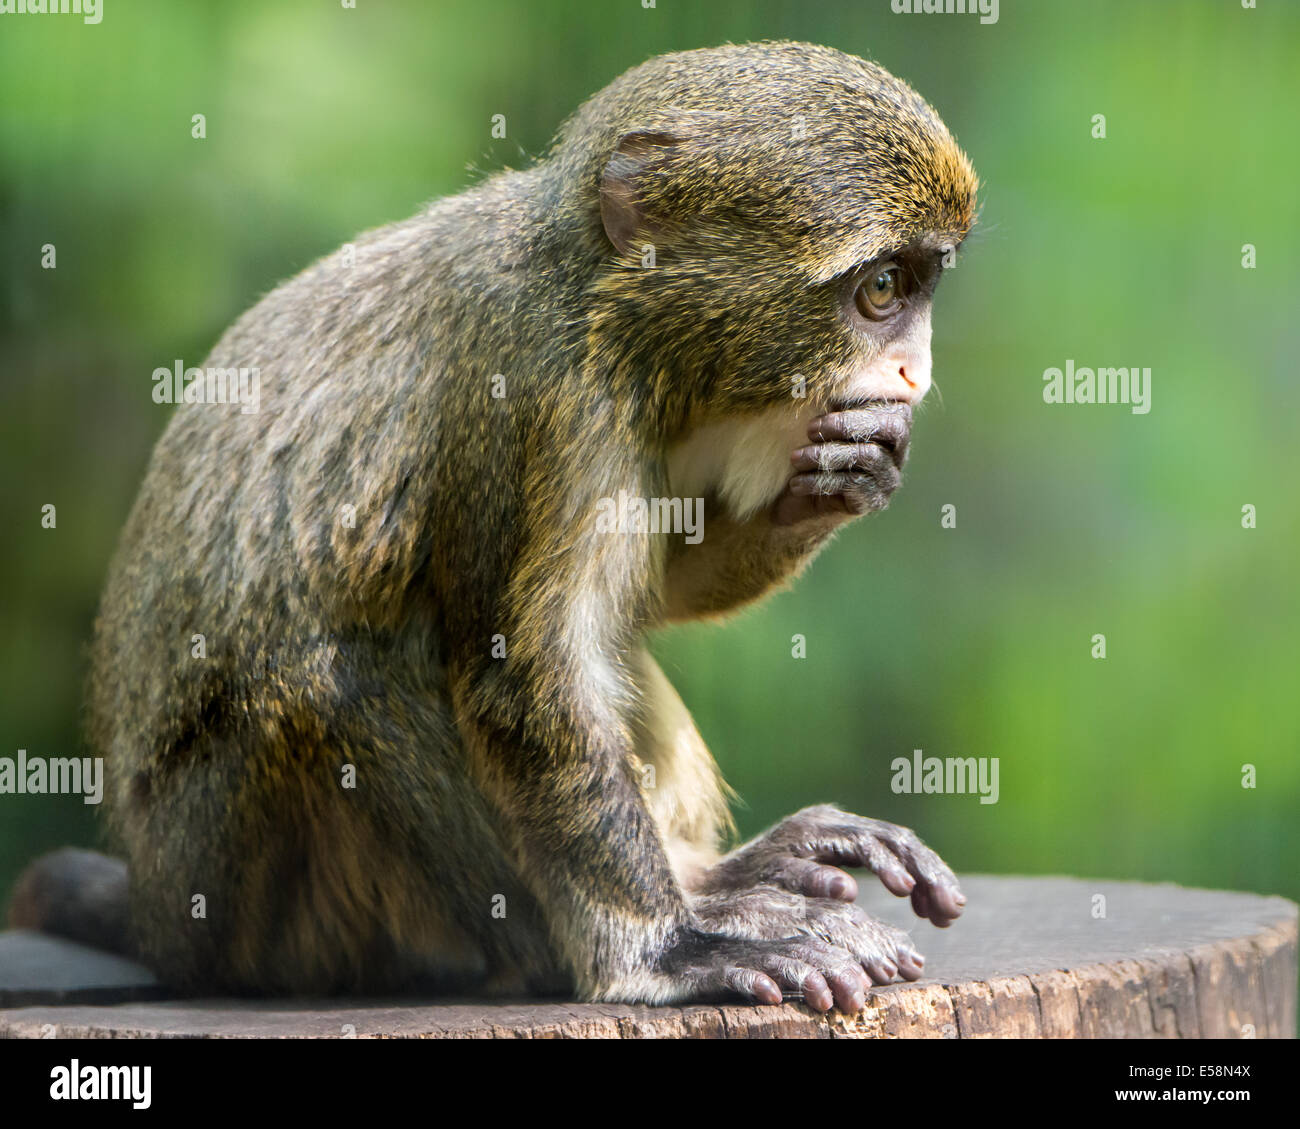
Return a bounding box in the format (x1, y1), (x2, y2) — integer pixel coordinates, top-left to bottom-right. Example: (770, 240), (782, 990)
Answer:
(891, 349), (931, 404)
(841, 348), (931, 407)
(875, 363), (929, 406)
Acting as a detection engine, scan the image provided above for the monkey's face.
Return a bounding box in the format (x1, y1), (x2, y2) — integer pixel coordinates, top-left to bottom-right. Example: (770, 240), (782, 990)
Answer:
(824, 239), (957, 411)
(593, 191), (966, 429)
(663, 239), (959, 523)
(577, 46), (978, 522)
(584, 45), (976, 428)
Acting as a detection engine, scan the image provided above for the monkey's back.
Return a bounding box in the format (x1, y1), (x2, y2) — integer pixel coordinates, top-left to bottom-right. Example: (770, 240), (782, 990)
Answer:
(85, 175), (565, 992)
(90, 173), (541, 784)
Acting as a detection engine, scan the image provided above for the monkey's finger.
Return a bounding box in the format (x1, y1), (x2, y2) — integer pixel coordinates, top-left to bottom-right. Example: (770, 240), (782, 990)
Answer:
(801, 830), (917, 900)
(911, 884), (933, 922)
(858, 839), (919, 898)
(786, 467), (899, 507)
(770, 486), (852, 527)
(771, 857), (858, 900)
(721, 966), (784, 1006)
(895, 947), (925, 981)
(902, 857), (966, 925)
(844, 923), (925, 983)
(824, 968), (865, 1014)
(762, 811), (916, 894)
(758, 957), (834, 1012)
(861, 821), (966, 924)
(901, 860), (963, 926)
(786, 949), (868, 1013)
(809, 403), (911, 462)
(915, 883), (961, 929)
(790, 441), (902, 473)
(809, 903), (922, 986)
(863, 956), (898, 985)
(889, 853), (963, 926)
(807, 822), (961, 924)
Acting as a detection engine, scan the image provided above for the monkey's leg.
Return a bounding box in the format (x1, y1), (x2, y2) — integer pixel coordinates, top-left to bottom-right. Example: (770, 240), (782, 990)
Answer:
(694, 804), (966, 928)
(8, 848), (130, 954)
(627, 648), (731, 888)
(121, 663), (563, 996)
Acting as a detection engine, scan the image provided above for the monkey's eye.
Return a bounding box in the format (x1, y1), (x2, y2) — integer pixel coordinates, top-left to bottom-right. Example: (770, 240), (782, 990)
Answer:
(854, 263), (903, 319)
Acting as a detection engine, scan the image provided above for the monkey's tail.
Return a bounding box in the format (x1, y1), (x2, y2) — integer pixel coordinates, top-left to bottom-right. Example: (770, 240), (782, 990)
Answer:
(6, 847), (133, 957)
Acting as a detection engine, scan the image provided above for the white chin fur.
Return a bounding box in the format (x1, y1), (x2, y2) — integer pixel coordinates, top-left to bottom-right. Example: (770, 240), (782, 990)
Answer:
(667, 402), (814, 522)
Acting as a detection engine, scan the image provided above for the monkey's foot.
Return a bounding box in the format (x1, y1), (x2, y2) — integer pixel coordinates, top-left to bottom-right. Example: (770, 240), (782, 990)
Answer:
(659, 918), (907, 1013)
(694, 804), (965, 927)
(691, 884), (928, 1000)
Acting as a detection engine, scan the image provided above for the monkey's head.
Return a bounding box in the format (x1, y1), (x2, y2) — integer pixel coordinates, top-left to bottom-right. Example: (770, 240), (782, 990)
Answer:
(547, 42), (978, 429)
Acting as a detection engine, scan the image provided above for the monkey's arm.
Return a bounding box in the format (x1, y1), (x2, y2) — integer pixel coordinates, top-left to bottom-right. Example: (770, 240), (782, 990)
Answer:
(656, 400), (966, 935)
(628, 653), (962, 984)
(453, 668), (686, 999)
(661, 507), (840, 621)
(441, 400), (909, 1009)
(442, 419), (879, 1010)
(451, 575), (878, 1009)
(630, 650), (966, 929)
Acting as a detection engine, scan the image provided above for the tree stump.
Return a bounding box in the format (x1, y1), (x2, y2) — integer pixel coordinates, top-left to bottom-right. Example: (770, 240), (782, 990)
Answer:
(0, 875), (1293, 1038)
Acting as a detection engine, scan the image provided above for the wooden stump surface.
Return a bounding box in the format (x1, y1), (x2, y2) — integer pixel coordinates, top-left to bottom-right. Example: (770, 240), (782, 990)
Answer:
(0, 875), (1294, 1038)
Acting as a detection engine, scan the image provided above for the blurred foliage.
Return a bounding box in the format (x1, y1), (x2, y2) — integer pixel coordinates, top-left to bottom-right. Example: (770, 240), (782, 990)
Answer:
(1, 0), (1297, 912)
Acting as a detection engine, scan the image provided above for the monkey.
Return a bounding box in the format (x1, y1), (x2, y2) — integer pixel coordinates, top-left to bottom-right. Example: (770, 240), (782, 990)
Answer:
(9, 41), (978, 1013)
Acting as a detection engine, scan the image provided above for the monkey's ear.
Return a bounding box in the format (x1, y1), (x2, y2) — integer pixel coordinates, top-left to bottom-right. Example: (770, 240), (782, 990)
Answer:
(599, 131), (678, 256)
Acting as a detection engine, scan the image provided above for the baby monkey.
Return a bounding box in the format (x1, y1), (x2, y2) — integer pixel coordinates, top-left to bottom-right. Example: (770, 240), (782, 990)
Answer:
(11, 42), (978, 1011)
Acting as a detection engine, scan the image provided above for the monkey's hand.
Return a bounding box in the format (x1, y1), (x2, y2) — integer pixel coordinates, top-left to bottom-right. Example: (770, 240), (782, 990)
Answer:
(693, 804), (965, 928)
(772, 400), (911, 527)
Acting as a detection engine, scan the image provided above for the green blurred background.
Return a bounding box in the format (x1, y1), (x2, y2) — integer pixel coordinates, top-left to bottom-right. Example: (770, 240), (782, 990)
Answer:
(1, 1), (1296, 913)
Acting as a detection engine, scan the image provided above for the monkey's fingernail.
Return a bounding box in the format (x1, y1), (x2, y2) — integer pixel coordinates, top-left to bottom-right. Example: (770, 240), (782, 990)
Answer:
(954, 893), (967, 906)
